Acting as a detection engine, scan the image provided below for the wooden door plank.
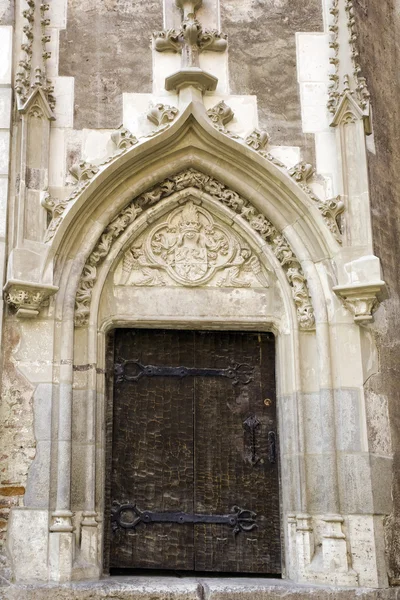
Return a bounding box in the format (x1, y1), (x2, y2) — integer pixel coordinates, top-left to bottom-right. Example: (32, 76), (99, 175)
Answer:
(110, 329), (195, 570)
(193, 331), (281, 573)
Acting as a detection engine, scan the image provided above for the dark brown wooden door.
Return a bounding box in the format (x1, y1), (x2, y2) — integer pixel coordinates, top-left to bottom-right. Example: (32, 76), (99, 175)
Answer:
(109, 329), (281, 573)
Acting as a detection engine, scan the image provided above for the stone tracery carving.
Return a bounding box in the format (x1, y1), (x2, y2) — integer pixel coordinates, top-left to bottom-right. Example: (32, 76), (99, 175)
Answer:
(74, 169), (315, 330)
(115, 202), (269, 289)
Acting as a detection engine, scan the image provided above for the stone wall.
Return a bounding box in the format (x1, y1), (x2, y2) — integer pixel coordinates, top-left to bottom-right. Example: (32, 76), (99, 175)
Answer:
(353, 0), (400, 584)
(58, 0), (322, 159)
(221, 0), (323, 148)
(58, 0), (163, 129)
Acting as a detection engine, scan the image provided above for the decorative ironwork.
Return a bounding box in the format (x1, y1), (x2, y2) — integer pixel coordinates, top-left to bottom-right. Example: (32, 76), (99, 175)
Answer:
(111, 502), (257, 536)
(268, 431), (276, 464)
(115, 358), (254, 386)
(243, 415), (261, 465)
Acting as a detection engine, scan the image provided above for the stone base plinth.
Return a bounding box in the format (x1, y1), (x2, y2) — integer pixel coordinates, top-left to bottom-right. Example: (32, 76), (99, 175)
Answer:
(1, 577), (400, 600)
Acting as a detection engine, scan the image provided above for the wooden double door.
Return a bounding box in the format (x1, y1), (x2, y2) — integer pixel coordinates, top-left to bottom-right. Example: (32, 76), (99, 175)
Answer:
(109, 329), (281, 573)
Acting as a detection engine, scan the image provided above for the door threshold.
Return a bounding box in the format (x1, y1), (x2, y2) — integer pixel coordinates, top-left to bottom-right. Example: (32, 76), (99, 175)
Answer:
(110, 568), (282, 578)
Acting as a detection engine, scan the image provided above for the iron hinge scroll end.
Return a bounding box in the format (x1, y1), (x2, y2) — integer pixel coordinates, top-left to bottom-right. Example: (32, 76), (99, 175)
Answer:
(114, 358), (254, 385)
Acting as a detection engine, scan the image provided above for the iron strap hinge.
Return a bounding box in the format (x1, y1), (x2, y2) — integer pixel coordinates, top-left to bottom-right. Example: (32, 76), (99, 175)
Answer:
(111, 503), (257, 536)
(115, 358), (254, 385)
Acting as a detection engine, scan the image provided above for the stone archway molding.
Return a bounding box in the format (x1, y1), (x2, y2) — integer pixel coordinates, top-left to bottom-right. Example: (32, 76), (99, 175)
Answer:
(74, 168), (315, 330)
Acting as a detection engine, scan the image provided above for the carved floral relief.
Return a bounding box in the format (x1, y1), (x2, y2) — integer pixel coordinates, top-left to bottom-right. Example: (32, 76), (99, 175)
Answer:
(114, 201), (269, 289)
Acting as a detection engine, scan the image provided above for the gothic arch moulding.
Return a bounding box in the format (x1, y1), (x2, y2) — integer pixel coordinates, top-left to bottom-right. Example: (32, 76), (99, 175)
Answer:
(74, 169), (315, 331)
(36, 100), (343, 336)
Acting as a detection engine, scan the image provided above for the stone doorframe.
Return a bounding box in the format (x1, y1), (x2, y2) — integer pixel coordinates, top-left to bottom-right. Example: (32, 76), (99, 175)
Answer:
(6, 100), (388, 588)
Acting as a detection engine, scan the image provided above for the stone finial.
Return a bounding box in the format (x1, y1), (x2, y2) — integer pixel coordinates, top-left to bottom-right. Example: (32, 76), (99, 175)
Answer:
(153, 0), (227, 92)
(4, 280), (58, 318)
(147, 104), (179, 128)
(111, 128), (138, 150)
(327, 0), (370, 121)
(15, 0), (55, 112)
(175, 0), (203, 14)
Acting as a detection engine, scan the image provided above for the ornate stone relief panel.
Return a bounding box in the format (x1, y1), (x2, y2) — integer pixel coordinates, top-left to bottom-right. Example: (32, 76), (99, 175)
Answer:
(114, 201), (270, 289)
(74, 169), (315, 330)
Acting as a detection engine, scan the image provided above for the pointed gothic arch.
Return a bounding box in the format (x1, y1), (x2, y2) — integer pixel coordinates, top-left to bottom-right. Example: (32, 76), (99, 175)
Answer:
(34, 101), (353, 584)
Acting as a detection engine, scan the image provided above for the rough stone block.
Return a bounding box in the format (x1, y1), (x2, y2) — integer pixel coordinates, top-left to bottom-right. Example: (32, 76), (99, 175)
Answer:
(337, 452), (374, 513)
(7, 508), (49, 582)
(0, 130), (10, 175)
(24, 441), (51, 509)
(296, 33), (331, 83)
(335, 388), (363, 452)
(0, 87), (11, 129)
(0, 26), (12, 84)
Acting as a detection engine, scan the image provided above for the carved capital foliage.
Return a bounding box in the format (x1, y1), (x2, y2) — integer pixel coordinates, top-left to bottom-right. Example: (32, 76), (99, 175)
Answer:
(16, 0), (55, 112)
(74, 169), (315, 330)
(206, 101), (239, 138)
(289, 161), (314, 183)
(4, 280), (58, 318)
(333, 281), (385, 323)
(207, 100), (234, 128)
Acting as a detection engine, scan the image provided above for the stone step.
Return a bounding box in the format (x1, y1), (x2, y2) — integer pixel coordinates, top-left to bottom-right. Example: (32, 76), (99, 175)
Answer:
(1, 577), (400, 600)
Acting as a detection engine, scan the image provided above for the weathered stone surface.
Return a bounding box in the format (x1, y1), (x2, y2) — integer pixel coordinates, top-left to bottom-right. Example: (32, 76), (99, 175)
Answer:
(352, 0), (400, 584)
(1, 577), (400, 600)
(220, 0), (322, 152)
(0, 0), (13, 26)
(58, 0), (163, 129)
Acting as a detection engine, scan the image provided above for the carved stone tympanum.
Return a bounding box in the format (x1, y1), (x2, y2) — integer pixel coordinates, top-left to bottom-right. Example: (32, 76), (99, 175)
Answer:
(115, 201), (269, 288)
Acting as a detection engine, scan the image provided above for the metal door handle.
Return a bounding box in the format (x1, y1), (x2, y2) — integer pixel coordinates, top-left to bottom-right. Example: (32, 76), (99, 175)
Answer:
(243, 415), (261, 465)
(268, 431), (276, 463)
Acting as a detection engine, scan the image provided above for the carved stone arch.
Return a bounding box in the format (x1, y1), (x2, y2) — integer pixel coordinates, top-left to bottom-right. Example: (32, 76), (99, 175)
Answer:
(87, 187), (298, 332)
(44, 101), (339, 290)
(74, 171), (315, 331)
(39, 102), (354, 588)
